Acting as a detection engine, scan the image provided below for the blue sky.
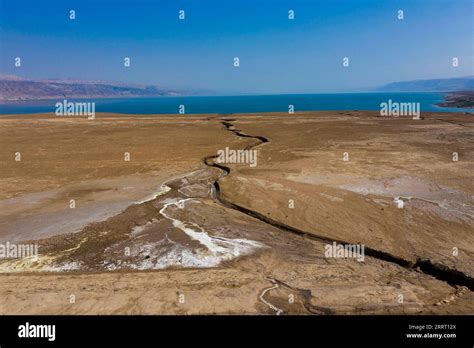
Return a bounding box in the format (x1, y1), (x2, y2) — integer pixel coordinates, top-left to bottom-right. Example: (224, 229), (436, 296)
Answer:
(0, 0), (472, 94)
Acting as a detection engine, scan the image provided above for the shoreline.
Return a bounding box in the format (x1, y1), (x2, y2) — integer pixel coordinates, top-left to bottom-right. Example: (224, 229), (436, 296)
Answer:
(2, 91), (473, 115)
(436, 91), (474, 109)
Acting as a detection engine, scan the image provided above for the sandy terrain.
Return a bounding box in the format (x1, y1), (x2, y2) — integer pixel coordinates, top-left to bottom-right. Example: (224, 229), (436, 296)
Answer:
(0, 114), (241, 242)
(219, 112), (474, 278)
(0, 111), (472, 314)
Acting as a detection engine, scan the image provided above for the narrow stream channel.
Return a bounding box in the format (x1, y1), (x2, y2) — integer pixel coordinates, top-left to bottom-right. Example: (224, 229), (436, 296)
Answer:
(204, 117), (474, 291)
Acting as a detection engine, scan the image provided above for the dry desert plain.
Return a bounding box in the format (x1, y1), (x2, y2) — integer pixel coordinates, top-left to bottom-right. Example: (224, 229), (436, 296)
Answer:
(0, 111), (473, 314)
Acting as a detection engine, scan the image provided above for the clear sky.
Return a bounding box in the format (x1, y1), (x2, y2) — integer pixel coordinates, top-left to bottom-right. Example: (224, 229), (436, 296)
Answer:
(0, 0), (472, 94)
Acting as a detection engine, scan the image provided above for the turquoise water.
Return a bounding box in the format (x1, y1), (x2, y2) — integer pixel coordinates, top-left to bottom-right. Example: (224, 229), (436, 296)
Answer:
(0, 92), (471, 115)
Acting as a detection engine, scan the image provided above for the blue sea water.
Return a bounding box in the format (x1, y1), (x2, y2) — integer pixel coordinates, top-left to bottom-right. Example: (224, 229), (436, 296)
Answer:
(0, 92), (471, 115)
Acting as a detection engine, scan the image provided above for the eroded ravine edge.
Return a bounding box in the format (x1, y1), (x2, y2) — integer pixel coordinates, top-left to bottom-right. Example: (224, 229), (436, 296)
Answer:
(205, 116), (474, 292)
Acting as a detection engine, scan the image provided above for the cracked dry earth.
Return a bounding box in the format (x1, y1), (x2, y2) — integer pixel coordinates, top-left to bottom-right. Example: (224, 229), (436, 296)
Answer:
(0, 112), (473, 315)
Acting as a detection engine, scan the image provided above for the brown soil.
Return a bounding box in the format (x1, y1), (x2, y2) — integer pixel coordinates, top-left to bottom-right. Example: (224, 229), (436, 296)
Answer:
(0, 111), (472, 314)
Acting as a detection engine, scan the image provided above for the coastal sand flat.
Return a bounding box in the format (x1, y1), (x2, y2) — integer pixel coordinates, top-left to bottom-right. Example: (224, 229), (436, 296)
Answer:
(0, 112), (473, 314)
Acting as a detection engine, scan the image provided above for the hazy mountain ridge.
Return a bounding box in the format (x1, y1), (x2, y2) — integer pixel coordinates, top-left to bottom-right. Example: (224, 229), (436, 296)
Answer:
(2, 75), (473, 101)
(378, 76), (474, 92)
(0, 76), (180, 101)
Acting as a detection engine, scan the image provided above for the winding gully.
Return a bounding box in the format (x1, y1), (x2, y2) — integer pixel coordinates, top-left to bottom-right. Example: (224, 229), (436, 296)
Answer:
(1, 116), (471, 315)
(205, 117), (474, 292)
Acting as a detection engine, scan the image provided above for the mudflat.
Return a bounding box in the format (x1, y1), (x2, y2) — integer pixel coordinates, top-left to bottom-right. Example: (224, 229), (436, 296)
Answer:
(0, 111), (472, 314)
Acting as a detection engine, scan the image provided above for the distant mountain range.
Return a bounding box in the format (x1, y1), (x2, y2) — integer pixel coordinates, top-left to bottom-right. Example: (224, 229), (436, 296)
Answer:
(377, 76), (474, 92)
(1, 75), (473, 101)
(0, 75), (180, 101)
